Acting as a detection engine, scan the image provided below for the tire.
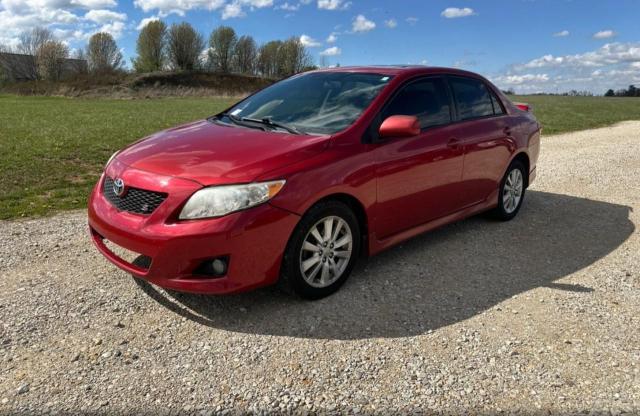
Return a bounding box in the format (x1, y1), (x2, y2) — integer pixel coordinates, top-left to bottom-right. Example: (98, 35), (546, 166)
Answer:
(491, 159), (527, 221)
(279, 200), (361, 300)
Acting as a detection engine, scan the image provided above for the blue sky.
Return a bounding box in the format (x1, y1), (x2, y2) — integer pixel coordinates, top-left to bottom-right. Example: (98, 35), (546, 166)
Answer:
(2, 0), (639, 93)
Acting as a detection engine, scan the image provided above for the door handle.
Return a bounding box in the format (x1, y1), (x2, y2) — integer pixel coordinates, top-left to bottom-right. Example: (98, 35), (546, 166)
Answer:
(503, 126), (512, 136)
(447, 138), (461, 149)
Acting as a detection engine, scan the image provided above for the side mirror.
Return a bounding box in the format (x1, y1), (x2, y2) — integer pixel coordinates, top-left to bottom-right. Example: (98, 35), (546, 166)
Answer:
(378, 115), (420, 139)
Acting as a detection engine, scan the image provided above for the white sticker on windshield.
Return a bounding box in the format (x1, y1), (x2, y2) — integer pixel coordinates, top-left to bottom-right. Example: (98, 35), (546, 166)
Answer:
(381, 76), (390, 82)
(231, 108), (242, 115)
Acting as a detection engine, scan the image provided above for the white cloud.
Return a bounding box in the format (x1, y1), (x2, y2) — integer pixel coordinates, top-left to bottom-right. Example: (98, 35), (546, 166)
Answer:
(0, 0), (129, 47)
(441, 7), (475, 18)
(221, 1), (245, 19)
(136, 15), (159, 30)
(133, 0), (273, 18)
(98, 20), (126, 38)
(352, 14), (375, 33)
(384, 19), (397, 29)
(84, 9), (127, 23)
(72, 0), (118, 8)
(553, 30), (569, 37)
(405, 16), (418, 25)
(494, 73), (550, 86)
(496, 42), (640, 93)
(593, 30), (616, 40)
(317, 0), (350, 10)
(300, 34), (321, 47)
(517, 43), (640, 70)
(276, 1), (298, 11)
(320, 46), (341, 56)
(326, 32), (337, 43)
(133, 0), (225, 16)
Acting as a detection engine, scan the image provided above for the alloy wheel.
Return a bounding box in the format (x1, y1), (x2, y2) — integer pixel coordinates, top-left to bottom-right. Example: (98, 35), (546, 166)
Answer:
(299, 215), (353, 288)
(503, 168), (524, 214)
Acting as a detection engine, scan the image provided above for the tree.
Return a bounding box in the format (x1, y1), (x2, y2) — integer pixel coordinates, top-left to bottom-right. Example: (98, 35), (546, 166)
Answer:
(276, 37), (313, 77)
(167, 22), (204, 71)
(208, 26), (237, 73)
(16, 27), (53, 79)
(36, 40), (69, 81)
(234, 35), (257, 74)
(87, 32), (123, 73)
(133, 20), (167, 73)
(605, 89), (615, 97)
(257, 40), (282, 78)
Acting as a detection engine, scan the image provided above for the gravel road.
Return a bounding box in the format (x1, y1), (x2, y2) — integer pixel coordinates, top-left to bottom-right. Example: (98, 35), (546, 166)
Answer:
(1, 122), (639, 414)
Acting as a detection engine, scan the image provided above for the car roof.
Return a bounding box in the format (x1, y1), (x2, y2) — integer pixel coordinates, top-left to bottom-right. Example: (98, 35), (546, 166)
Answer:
(312, 65), (485, 79)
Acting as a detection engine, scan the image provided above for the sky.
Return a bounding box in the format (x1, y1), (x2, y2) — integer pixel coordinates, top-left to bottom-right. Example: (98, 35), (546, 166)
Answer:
(1, 0), (639, 94)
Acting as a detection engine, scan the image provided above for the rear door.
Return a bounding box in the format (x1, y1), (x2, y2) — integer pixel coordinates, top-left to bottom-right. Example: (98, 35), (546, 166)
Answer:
(448, 76), (513, 207)
(373, 76), (465, 239)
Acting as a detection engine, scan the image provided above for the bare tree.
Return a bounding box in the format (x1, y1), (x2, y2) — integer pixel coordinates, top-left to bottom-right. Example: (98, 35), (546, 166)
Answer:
(87, 32), (123, 73)
(257, 40), (282, 78)
(167, 22), (204, 71)
(16, 27), (53, 79)
(277, 37), (313, 77)
(234, 35), (257, 75)
(36, 40), (69, 81)
(207, 26), (237, 73)
(133, 20), (167, 73)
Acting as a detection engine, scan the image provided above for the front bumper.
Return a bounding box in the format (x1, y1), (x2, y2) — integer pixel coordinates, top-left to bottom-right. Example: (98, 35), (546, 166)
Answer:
(88, 159), (300, 294)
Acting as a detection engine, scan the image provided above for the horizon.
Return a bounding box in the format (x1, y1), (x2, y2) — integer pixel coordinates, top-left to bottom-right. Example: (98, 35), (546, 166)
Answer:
(1, 0), (639, 94)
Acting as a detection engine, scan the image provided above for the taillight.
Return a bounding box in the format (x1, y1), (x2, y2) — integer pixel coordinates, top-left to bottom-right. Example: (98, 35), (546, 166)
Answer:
(515, 103), (530, 112)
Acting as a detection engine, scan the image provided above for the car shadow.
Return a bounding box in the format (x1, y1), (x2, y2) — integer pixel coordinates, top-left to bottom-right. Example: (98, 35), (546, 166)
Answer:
(133, 190), (634, 340)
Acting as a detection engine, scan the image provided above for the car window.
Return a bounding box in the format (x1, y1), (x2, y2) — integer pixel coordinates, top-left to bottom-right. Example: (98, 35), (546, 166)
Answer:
(450, 77), (495, 120)
(382, 78), (452, 129)
(490, 90), (505, 115)
(224, 72), (393, 135)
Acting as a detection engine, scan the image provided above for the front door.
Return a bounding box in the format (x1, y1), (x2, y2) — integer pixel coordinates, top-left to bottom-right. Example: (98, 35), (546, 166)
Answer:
(373, 77), (465, 239)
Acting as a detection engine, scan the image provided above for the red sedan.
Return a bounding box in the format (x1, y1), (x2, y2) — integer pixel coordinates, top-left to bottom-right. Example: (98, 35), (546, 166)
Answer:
(89, 66), (541, 299)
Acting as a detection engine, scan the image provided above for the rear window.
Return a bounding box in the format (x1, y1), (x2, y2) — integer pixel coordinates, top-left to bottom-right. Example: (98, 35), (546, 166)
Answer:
(450, 77), (495, 120)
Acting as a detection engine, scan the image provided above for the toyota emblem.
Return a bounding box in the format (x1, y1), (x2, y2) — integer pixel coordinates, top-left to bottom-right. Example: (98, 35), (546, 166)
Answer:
(113, 178), (126, 197)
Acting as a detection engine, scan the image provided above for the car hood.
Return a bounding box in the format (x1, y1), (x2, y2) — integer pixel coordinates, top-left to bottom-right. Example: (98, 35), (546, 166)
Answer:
(115, 120), (330, 185)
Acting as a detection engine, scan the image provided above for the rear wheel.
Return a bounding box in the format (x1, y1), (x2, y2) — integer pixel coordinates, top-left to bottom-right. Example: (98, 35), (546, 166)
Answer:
(492, 159), (527, 221)
(279, 201), (360, 299)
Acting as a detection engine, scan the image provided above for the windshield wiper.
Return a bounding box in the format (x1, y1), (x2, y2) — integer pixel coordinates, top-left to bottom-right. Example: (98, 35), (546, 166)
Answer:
(239, 116), (306, 135)
(216, 113), (267, 131)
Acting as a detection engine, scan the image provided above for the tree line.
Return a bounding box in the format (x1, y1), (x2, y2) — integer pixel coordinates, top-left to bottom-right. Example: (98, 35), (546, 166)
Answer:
(0, 22), (315, 83)
(605, 85), (640, 97)
(133, 21), (314, 78)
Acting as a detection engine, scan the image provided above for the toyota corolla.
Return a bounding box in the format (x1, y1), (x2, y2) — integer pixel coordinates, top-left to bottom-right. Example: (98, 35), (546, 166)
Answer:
(89, 66), (541, 299)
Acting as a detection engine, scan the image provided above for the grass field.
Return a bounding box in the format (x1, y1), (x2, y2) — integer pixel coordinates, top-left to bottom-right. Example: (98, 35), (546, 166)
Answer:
(513, 95), (640, 135)
(0, 96), (236, 219)
(1, 94), (639, 219)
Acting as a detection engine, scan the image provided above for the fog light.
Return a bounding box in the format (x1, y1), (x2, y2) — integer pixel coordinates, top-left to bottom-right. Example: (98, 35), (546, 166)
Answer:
(193, 257), (228, 278)
(211, 259), (227, 275)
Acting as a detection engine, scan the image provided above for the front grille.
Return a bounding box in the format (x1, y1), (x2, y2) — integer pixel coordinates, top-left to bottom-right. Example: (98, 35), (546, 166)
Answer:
(103, 177), (167, 215)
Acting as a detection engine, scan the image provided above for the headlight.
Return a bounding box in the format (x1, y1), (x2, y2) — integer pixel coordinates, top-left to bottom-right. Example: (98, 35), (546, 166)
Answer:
(179, 180), (286, 220)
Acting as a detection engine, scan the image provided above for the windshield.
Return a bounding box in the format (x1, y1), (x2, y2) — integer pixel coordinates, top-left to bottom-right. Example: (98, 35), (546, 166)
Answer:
(222, 72), (393, 135)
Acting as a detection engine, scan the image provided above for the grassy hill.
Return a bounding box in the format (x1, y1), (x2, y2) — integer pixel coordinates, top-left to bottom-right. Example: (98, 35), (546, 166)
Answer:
(0, 71), (275, 98)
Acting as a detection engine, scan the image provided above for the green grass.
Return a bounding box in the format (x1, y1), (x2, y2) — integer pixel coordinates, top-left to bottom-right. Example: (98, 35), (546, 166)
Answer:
(1, 94), (639, 219)
(513, 95), (640, 135)
(0, 95), (236, 219)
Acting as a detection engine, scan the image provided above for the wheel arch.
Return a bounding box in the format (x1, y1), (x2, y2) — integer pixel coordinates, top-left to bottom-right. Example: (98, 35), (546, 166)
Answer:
(302, 193), (370, 257)
(510, 151), (531, 188)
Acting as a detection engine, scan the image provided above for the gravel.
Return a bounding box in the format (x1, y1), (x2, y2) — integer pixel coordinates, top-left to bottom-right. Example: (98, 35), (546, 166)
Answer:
(1, 121), (639, 414)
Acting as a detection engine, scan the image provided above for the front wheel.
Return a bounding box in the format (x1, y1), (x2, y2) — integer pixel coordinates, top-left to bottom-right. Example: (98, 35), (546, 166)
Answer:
(492, 159), (527, 221)
(279, 201), (361, 300)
